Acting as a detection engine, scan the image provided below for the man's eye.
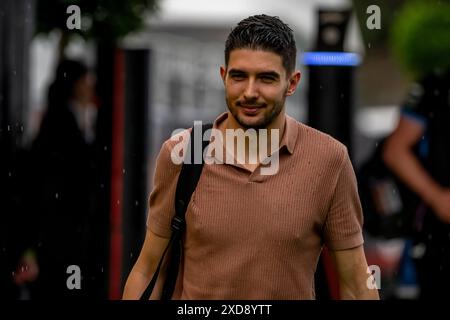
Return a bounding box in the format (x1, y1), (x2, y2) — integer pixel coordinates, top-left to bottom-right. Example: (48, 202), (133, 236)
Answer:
(231, 75), (245, 81)
(261, 76), (276, 83)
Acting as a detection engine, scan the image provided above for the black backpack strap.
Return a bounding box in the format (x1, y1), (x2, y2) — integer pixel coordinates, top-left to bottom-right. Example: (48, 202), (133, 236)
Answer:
(173, 122), (214, 229)
(140, 123), (213, 300)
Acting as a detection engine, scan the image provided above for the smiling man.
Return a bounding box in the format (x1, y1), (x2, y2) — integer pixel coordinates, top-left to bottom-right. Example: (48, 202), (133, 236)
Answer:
(123, 14), (379, 300)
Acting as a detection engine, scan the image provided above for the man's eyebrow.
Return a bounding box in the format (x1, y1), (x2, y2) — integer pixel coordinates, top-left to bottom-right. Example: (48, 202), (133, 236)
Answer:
(228, 69), (280, 78)
(258, 71), (280, 78)
(228, 69), (247, 75)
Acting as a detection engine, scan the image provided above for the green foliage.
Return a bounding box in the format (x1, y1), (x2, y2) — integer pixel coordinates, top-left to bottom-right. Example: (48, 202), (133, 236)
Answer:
(36, 0), (159, 42)
(391, 1), (450, 77)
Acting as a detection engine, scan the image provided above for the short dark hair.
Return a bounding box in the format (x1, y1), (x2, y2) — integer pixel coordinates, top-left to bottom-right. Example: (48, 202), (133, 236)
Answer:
(224, 14), (297, 75)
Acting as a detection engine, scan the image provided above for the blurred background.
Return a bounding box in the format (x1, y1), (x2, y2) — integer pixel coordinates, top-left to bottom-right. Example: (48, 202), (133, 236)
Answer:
(1, 0), (449, 300)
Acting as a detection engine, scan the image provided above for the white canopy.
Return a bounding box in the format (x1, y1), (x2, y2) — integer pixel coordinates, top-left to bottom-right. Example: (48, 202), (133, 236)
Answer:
(145, 0), (364, 54)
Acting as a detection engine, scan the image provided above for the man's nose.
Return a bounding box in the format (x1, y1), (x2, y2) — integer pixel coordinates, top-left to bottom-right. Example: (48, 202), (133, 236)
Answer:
(243, 79), (259, 100)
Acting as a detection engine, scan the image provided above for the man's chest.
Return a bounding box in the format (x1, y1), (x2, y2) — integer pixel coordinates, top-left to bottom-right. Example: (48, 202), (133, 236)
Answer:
(184, 160), (333, 248)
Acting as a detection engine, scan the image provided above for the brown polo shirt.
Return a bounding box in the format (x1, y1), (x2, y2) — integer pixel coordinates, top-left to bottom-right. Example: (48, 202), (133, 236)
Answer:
(147, 112), (364, 299)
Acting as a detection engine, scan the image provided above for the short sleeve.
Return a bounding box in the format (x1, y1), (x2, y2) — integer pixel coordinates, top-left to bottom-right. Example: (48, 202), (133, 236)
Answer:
(323, 148), (364, 251)
(146, 140), (183, 238)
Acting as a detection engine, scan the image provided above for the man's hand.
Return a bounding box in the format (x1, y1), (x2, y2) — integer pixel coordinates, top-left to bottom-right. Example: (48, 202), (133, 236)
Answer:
(13, 250), (39, 285)
(429, 187), (450, 224)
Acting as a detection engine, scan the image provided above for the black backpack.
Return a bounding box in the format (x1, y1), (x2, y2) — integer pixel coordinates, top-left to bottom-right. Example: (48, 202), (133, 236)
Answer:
(140, 123), (213, 300)
(357, 139), (422, 239)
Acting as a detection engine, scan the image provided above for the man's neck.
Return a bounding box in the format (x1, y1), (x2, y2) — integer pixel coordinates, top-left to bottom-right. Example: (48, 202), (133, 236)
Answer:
(221, 111), (286, 171)
(224, 111), (286, 145)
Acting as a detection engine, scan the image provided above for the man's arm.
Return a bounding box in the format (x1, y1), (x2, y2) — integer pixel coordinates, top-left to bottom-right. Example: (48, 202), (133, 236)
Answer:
(122, 229), (170, 300)
(329, 245), (380, 300)
(382, 116), (450, 222)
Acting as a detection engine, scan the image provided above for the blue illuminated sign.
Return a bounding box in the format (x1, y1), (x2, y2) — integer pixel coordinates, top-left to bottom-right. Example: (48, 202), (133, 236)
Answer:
(302, 52), (361, 66)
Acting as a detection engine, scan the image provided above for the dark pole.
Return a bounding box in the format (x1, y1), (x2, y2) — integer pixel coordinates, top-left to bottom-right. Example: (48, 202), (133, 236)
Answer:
(122, 49), (151, 288)
(306, 8), (360, 300)
(94, 41), (116, 299)
(306, 8), (356, 154)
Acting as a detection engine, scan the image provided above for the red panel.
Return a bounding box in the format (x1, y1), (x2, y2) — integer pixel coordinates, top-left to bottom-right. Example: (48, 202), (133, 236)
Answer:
(109, 48), (125, 299)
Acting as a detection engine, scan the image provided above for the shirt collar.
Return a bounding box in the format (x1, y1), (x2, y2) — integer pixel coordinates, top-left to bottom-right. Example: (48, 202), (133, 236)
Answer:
(212, 112), (297, 156)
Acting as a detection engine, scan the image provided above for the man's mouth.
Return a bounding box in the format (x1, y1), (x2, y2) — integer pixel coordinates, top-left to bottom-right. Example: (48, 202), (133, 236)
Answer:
(240, 105), (263, 115)
(237, 102), (265, 113)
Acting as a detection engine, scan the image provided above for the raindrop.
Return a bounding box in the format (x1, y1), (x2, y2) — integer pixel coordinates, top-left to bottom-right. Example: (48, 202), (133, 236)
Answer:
(63, 72), (67, 78)
(368, 43), (371, 49)
(117, 200), (120, 205)
(122, 169), (126, 174)
(130, 252), (133, 258)
(55, 193), (59, 199)
(411, 243), (425, 259)
(12, 70), (16, 76)
(101, 267), (104, 273)
(8, 172), (11, 177)
(135, 200), (139, 206)
(104, 146), (108, 151)
(7, 125), (10, 131)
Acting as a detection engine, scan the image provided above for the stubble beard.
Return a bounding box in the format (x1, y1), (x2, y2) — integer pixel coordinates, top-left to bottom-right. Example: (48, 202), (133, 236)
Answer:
(226, 96), (286, 130)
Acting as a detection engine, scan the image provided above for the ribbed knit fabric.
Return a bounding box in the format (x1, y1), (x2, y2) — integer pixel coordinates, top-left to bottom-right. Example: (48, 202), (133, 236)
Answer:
(147, 112), (364, 299)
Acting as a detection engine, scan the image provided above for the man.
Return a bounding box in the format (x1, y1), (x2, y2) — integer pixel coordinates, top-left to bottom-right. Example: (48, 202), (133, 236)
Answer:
(382, 69), (450, 299)
(123, 14), (379, 300)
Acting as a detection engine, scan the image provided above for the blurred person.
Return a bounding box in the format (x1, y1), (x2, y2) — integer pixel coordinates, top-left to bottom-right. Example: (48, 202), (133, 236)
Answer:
(123, 15), (379, 300)
(28, 59), (100, 299)
(382, 68), (450, 299)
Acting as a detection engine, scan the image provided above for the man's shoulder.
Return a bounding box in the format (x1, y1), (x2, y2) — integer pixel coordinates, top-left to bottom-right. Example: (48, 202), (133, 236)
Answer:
(157, 127), (193, 166)
(162, 127), (192, 150)
(290, 118), (347, 159)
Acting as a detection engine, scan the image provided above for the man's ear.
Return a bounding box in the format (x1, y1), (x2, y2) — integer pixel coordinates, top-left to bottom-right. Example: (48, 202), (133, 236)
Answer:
(220, 66), (227, 83)
(286, 71), (301, 96)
